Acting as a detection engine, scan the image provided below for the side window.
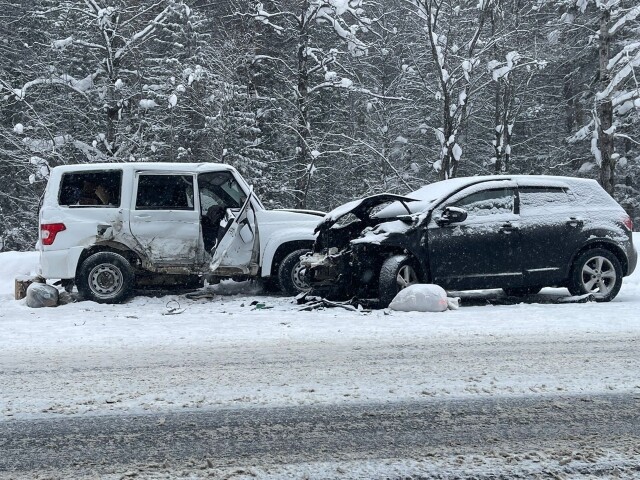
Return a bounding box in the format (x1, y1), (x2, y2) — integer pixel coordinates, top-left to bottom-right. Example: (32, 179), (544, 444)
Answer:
(197, 172), (248, 213)
(135, 174), (194, 210)
(519, 187), (573, 210)
(451, 188), (515, 217)
(59, 171), (122, 207)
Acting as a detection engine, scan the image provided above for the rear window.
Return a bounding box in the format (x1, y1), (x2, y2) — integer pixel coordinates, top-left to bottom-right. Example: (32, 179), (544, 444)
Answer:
(58, 171), (122, 207)
(519, 187), (573, 210)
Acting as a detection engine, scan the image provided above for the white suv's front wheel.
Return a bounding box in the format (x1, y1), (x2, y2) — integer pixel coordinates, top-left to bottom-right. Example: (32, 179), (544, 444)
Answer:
(278, 249), (312, 296)
(76, 251), (135, 303)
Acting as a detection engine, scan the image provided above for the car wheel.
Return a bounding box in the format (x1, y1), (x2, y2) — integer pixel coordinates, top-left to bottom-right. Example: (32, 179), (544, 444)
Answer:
(567, 248), (622, 302)
(76, 251), (135, 303)
(379, 254), (420, 307)
(502, 286), (542, 297)
(277, 249), (312, 296)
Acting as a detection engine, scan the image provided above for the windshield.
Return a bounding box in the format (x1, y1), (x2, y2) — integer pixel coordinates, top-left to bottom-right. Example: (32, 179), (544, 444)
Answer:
(374, 178), (477, 218)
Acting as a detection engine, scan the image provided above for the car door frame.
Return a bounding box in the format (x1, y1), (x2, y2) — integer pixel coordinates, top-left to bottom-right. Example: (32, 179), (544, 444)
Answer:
(516, 181), (586, 285)
(128, 171), (201, 269)
(425, 180), (524, 290)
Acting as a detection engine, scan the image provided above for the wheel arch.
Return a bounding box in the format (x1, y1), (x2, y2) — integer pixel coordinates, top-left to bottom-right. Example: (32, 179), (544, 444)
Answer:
(373, 244), (430, 283)
(570, 240), (629, 277)
(262, 239), (315, 278)
(76, 242), (143, 278)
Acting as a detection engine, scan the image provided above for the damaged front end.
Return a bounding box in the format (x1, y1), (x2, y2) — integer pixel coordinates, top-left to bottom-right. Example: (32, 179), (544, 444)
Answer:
(302, 194), (420, 300)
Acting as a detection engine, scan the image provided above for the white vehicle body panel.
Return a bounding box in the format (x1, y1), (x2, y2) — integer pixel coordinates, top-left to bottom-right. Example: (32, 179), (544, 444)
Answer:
(256, 210), (319, 277)
(38, 163), (322, 281)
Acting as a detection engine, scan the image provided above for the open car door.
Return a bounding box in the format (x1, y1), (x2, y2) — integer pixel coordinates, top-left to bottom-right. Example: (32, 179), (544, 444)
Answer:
(209, 189), (259, 274)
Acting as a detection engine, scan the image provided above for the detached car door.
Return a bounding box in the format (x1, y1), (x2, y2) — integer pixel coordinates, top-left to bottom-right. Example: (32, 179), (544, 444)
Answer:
(129, 172), (200, 267)
(427, 181), (523, 290)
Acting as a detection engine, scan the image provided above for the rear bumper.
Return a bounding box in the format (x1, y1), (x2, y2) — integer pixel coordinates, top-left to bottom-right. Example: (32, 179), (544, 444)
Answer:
(627, 241), (638, 276)
(39, 247), (84, 279)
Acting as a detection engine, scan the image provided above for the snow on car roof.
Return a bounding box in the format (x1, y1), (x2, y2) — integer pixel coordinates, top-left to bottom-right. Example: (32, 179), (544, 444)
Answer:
(50, 162), (236, 174)
(375, 175), (602, 218)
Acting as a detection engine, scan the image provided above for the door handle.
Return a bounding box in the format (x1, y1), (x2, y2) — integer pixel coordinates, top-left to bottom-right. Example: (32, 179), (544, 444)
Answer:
(134, 214), (151, 219)
(566, 217), (583, 228)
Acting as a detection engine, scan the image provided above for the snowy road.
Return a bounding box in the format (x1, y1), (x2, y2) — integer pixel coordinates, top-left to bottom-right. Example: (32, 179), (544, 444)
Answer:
(2, 394), (640, 479)
(1, 242), (640, 478)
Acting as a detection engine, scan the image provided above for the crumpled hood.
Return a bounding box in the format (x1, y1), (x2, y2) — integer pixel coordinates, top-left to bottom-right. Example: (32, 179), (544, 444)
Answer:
(316, 194), (418, 232)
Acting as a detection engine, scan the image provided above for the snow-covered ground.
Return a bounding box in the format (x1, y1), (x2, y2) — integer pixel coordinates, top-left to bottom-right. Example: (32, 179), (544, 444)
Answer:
(2, 240), (640, 479)
(1, 237), (639, 422)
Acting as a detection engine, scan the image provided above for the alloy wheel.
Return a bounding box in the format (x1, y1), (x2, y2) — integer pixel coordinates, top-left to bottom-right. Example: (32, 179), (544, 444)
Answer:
(580, 256), (616, 296)
(396, 264), (418, 290)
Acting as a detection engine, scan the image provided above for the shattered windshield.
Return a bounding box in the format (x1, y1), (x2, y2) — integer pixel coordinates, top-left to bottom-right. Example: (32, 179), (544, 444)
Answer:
(374, 178), (477, 218)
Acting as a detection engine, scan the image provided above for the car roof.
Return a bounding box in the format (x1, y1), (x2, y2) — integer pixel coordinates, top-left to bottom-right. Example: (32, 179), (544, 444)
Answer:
(375, 175), (603, 218)
(50, 162), (237, 174)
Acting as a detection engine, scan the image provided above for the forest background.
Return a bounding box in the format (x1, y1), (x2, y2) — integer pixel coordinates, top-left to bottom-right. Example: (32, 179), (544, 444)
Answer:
(1, 0), (639, 249)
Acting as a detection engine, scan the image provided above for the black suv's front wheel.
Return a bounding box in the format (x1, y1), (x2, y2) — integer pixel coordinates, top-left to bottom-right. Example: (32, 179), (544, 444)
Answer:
(76, 251), (135, 303)
(568, 248), (622, 302)
(378, 254), (420, 307)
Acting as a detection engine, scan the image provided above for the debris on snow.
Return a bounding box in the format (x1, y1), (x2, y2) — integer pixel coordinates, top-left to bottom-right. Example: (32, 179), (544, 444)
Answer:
(389, 284), (451, 313)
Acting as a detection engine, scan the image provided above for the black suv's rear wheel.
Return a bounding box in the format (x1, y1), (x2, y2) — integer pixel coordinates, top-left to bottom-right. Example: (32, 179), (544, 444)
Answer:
(379, 254), (420, 307)
(76, 251), (135, 303)
(568, 248), (622, 302)
(277, 249), (312, 296)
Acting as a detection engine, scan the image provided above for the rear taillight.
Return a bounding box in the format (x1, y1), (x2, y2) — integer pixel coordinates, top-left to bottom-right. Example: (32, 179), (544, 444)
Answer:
(622, 215), (633, 232)
(41, 223), (66, 246)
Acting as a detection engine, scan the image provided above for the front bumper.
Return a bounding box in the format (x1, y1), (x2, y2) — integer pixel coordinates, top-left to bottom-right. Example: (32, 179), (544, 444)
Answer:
(302, 248), (380, 299)
(301, 252), (344, 287)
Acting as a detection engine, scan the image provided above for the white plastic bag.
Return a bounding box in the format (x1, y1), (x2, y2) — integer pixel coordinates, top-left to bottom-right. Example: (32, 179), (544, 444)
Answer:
(25, 282), (59, 308)
(389, 284), (449, 312)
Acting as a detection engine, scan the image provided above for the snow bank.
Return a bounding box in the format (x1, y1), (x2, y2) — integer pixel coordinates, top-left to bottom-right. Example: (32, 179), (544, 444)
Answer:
(0, 251), (39, 297)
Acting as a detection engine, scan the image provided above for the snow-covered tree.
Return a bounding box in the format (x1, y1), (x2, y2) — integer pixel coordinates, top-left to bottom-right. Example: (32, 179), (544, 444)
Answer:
(245, 0), (376, 207)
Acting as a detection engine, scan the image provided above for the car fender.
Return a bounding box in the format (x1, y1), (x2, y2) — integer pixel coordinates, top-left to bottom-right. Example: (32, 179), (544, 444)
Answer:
(570, 237), (630, 276)
(353, 235), (430, 282)
(261, 229), (316, 277)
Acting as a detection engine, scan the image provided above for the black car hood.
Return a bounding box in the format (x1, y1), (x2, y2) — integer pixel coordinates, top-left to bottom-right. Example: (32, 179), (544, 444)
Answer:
(316, 193), (418, 232)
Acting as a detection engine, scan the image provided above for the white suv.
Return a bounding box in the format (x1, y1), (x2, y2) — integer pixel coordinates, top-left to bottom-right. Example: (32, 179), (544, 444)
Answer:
(38, 162), (323, 303)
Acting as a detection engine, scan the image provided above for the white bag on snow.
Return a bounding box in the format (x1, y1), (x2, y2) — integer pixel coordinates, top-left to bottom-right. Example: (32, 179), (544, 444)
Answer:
(389, 284), (450, 312)
(25, 282), (59, 308)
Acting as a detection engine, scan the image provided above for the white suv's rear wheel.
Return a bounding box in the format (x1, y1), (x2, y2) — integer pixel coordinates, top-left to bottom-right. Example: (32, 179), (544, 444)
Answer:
(76, 252), (135, 303)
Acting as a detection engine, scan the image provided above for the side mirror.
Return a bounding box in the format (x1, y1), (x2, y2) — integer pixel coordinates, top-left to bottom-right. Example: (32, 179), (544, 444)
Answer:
(437, 206), (467, 225)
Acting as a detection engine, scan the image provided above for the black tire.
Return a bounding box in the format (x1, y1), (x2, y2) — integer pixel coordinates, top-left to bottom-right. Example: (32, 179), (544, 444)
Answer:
(379, 254), (420, 308)
(567, 248), (622, 302)
(277, 249), (311, 296)
(502, 286), (542, 297)
(76, 251), (135, 304)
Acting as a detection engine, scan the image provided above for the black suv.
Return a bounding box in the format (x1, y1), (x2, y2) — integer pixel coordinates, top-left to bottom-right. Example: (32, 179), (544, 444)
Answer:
(303, 176), (637, 305)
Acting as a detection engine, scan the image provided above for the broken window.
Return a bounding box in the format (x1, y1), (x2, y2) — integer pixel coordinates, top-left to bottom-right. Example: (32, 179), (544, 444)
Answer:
(135, 174), (195, 210)
(197, 172), (248, 212)
(59, 171), (122, 207)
